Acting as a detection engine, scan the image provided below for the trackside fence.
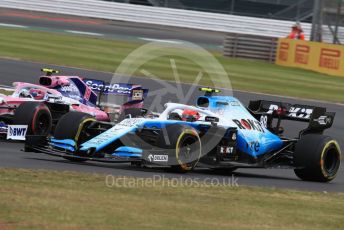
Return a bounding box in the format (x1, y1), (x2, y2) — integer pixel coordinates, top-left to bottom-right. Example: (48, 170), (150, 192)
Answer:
(223, 34), (278, 62)
(1, 0), (342, 61)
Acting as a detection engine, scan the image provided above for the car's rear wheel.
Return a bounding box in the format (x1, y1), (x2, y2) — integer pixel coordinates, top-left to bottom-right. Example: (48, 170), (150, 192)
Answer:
(54, 111), (96, 162)
(156, 124), (202, 172)
(13, 102), (52, 136)
(294, 134), (341, 182)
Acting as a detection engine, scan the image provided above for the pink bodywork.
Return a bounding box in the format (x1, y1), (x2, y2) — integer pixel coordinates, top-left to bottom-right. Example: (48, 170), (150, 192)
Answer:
(71, 103), (109, 121)
(0, 81), (110, 121)
(121, 101), (144, 113)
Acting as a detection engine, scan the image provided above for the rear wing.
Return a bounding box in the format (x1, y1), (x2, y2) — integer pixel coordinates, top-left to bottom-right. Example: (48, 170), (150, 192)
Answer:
(248, 100), (335, 134)
(83, 79), (148, 103)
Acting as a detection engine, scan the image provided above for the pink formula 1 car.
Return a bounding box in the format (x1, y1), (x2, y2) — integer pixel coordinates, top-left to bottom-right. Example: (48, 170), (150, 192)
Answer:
(0, 68), (148, 140)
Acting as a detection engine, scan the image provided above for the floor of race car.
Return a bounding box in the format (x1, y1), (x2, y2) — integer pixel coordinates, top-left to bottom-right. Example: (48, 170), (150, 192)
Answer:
(1, 141), (343, 192)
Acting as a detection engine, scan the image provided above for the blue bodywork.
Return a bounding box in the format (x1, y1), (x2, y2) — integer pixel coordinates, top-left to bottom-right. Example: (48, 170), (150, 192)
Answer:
(0, 122), (8, 134)
(79, 119), (200, 152)
(113, 146), (142, 158)
(196, 95), (283, 157)
(52, 94), (284, 159)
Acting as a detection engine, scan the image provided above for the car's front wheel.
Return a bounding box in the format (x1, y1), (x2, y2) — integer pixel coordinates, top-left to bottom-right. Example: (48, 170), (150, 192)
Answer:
(13, 102), (52, 136)
(54, 111), (96, 162)
(156, 124), (202, 172)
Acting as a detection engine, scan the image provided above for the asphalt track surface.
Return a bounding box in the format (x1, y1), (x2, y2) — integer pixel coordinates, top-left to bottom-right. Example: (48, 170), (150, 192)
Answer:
(1, 58), (343, 192)
(0, 8), (224, 49)
(0, 9), (343, 191)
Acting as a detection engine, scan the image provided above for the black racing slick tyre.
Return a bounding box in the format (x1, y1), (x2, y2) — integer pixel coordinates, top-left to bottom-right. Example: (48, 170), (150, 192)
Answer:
(54, 111), (96, 162)
(156, 124), (202, 173)
(54, 111), (95, 145)
(294, 134), (341, 182)
(13, 102), (52, 136)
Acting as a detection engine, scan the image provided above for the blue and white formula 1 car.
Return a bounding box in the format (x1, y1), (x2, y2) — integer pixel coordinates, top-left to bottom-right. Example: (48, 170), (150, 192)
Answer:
(25, 88), (341, 182)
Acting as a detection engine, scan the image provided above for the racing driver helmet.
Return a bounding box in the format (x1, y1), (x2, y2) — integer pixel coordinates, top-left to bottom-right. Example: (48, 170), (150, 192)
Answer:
(29, 88), (46, 100)
(181, 109), (200, 122)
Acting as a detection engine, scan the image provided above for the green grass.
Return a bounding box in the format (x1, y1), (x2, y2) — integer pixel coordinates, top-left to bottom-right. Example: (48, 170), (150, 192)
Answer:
(0, 88), (14, 96)
(0, 168), (343, 229)
(1, 27), (344, 103)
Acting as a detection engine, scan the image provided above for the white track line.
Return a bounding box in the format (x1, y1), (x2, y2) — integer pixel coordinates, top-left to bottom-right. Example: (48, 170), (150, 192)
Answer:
(139, 37), (182, 44)
(0, 23), (28, 28)
(65, 30), (104, 36)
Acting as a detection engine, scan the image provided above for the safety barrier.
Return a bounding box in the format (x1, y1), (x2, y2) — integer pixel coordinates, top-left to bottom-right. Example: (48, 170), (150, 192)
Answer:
(223, 34), (277, 62)
(276, 38), (344, 77)
(1, 0), (342, 43)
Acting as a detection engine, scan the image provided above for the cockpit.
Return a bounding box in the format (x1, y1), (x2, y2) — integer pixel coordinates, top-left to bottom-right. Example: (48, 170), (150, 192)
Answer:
(160, 103), (220, 123)
(13, 83), (61, 101)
